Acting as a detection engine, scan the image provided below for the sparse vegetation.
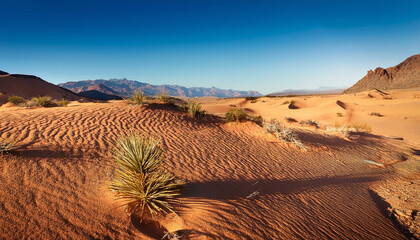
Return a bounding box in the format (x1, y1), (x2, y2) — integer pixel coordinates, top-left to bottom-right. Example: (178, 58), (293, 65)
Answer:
(109, 132), (183, 220)
(182, 100), (206, 118)
(0, 140), (17, 153)
(263, 119), (306, 151)
(245, 97), (260, 102)
(57, 99), (69, 107)
(248, 114), (263, 124)
(299, 120), (319, 128)
(125, 91), (146, 105)
(156, 92), (174, 105)
(370, 112), (384, 117)
(282, 100), (291, 105)
(8, 95), (26, 105)
(225, 108), (248, 122)
(31, 96), (53, 107)
(336, 112), (343, 117)
(326, 122), (372, 137)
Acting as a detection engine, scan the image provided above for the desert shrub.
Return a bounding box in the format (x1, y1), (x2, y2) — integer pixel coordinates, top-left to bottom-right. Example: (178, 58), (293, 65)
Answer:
(182, 100), (206, 118)
(57, 99), (69, 107)
(156, 92), (175, 105)
(225, 108), (248, 122)
(370, 112), (384, 117)
(0, 140), (17, 153)
(31, 96), (53, 107)
(282, 100), (291, 105)
(20, 100), (38, 109)
(248, 114), (263, 124)
(336, 112), (343, 117)
(263, 119), (306, 151)
(349, 122), (372, 133)
(250, 99), (258, 103)
(8, 95), (26, 105)
(245, 96), (259, 101)
(326, 122), (372, 137)
(109, 132), (183, 219)
(299, 120), (319, 128)
(125, 91), (146, 105)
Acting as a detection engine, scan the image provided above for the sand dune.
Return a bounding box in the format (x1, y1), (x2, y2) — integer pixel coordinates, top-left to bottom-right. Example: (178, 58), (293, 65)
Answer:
(0, 98), (418, 239)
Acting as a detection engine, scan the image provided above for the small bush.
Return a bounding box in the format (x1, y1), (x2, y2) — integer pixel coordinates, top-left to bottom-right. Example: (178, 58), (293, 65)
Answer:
(370, 112), (384, 117)
(31, 96), (53, 107)
(182, 100), (206, 118)
(250, 99), (258, 103)
(225, 108), (248, 122)
(299, 120), (319, 128)
(0, 140), (17, 153)
(125, 91), (146, 105)
(20, 100), (38, 109)
(8, 95), (25, 105)
(349, 122), (372, 133)
(263, 119), (306, 151)
(109, 132), (183, 219)
(245, 96), (259, 101)
(57, 99), (69, 107)
(248, 115), (263, 124)
(282, 100), (291, 105)
(156, 92), (175, 105)
(326, 122), (372, 137)
(336, 112), (343, 117)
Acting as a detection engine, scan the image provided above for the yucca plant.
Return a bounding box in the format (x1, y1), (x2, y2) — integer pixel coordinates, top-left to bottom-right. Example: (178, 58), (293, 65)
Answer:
(182, 100), (205, 118)
(109, 132), (183, 220)
(0, 140), (17, 153)
(125, 91), (146, 105)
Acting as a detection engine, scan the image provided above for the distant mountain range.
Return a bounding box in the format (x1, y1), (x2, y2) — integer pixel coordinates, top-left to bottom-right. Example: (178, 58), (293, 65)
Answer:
(59, 78), (262, 98)
(269, 86), (345, 96)
(345, 54), (420, 93)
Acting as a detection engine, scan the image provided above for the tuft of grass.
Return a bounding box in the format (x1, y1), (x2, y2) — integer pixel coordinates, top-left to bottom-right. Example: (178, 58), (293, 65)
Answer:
(31, 96), (53, 107)
(57, 99), (69, 107)
(299, 120), (319, 129)
(336, 112), (343, 117)
(370, 112), (384, 117)
(263, 119), (306, 151)
(326, 122), (372, 137)
(125, 91), (146, 105)
(248, 114), (263, 124)
(348, 122), (372, 133)
(282, 100), (291, 105)
(8, 95), (26, 105)
(182, 100), (206, 118)
(156, 92), (175, 105)
(0, 140), (17, 153)
(225, 108), (248, 122)
(109, 132), (183, 219)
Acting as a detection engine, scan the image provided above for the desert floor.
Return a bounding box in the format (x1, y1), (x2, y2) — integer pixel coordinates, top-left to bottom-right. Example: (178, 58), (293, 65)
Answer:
(0, 89), (419, 239)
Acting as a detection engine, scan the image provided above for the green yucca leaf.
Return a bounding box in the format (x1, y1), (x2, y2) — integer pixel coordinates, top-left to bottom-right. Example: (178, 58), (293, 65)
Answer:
(109, 132), (184, 220)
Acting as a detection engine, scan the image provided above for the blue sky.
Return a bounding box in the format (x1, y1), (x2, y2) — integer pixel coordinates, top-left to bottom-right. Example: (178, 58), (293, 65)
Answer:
(1, 0), (420, 94)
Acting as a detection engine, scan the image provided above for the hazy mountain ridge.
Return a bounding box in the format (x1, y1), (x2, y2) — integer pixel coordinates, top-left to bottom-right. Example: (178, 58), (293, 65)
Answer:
(345, 54), (420, 93)
(59, 78), (262, 98)
(269, 86), (345, 96)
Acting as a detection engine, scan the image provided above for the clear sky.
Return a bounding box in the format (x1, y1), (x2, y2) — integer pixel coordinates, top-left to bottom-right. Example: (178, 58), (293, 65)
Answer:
(1, 0), (420, 94)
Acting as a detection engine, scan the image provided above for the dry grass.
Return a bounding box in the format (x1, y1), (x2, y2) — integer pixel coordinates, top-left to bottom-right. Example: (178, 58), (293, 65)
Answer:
(225, 108), (248, 122)
(326, 122), (372, 137)
(0, 140), (17, 153)
(182, 100), (206, 118)
(8, 95), (26, 105)
(125, 91), (146, 105)
(263, 119), (306, 151)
